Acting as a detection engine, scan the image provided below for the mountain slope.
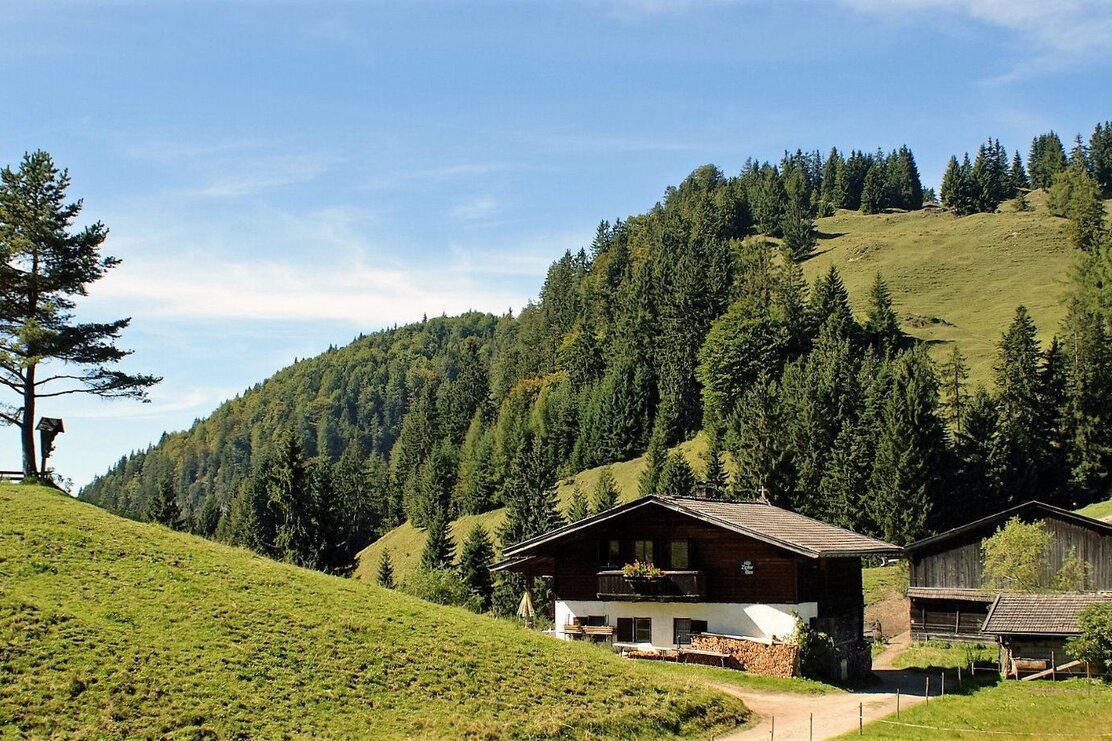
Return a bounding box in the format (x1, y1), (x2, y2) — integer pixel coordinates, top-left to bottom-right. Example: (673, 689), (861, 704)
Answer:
(806, 192), (1073, 382)
(0, 483), (746, 739)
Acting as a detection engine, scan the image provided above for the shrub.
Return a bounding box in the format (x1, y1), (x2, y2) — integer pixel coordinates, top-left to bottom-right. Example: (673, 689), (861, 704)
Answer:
(1067, 604), (1112, 678)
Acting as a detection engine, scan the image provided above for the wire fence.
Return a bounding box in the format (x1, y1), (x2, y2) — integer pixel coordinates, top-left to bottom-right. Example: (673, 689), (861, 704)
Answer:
(744, 666), (1110, 741)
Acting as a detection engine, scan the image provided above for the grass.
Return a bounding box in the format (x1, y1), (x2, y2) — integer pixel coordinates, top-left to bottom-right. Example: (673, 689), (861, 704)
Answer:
(634, 659), (842, 696)
(354, 435), (711, 583)
(888, 641), (997, 671)
(808, 194), (1077, 384)
(842, 678), (1112, 739)
(1076, 496), (1112, 522)
(862, 564), (907, 608)
(0, 482), (749, 740)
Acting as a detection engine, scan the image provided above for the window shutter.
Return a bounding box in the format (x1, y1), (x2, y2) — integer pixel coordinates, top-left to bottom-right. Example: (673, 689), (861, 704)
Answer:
(616, 617), (633, 643)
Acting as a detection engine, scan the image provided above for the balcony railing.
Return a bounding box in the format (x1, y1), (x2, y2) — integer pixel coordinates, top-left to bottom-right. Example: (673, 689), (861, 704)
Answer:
(596, 570), (705, 601)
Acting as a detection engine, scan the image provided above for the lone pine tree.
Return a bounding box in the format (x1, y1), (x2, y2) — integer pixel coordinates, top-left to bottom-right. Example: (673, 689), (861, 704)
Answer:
(0, 151), (159, 476)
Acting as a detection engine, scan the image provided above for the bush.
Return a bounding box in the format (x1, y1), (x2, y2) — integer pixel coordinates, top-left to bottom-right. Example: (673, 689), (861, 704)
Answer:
(401, 567), (480, 611)
(793, 616), (836, 680)
(1067, 604), (1112, 678)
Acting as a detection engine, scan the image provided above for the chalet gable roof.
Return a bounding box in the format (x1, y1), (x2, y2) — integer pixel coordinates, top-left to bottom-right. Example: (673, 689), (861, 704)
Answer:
(982, 593), (1112, 636)
(501, 495), (901, 560)
(905, 500), (1112, 553)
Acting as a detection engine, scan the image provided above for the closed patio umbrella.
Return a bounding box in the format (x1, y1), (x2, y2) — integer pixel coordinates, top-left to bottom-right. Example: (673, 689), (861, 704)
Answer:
(517, 589), (535, 627)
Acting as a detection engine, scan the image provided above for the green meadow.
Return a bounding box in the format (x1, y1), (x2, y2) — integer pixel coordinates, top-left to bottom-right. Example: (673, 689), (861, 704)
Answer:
(0, 483), (747, 740)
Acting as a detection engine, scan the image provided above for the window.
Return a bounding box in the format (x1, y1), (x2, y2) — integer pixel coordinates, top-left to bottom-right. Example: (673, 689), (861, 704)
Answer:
(670, 540), (689, 569)
(674, 618), (692, 645)
(608, 539), (621, 566)
(634, 540), (653, 562)
(676, 619), (708, 644)
(586, 615), (607, 627)
(634, 617), (652, 643)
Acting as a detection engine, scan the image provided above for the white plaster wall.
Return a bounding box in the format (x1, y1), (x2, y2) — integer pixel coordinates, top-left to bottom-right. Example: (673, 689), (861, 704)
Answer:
(556, 600), (818, 648)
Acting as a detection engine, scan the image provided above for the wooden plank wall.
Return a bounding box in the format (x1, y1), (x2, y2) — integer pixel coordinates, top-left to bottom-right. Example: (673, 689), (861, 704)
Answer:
(911, 513), (1112, 590)
(550, 510), (803, 604)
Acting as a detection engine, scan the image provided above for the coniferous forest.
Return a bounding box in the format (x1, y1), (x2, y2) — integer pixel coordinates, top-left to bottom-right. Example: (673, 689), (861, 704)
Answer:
(81, 122), (1112, 577)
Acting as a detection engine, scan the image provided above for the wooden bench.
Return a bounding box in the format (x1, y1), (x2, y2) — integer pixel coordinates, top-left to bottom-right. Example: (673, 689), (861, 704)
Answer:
(562, 624), (614, 640)
(677, 648), (731, 668)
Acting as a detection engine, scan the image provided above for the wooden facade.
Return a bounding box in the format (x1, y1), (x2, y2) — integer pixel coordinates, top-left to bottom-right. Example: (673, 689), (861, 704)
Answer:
(497, 497), (895, 651)
(906, 502), (1112, 641)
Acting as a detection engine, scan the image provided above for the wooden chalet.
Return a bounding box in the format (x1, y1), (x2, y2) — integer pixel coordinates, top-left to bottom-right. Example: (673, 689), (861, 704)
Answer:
(493, 495), (899, 675)
(983, 593), (1112, 679)
(905, 501), (1112, 641)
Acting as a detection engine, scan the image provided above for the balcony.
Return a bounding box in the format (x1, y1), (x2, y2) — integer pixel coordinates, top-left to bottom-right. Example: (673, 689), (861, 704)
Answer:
(596, 570), (705, 601)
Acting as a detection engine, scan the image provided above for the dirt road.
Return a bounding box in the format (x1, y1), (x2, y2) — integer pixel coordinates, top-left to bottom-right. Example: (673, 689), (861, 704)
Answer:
(713, 640), (929, 741)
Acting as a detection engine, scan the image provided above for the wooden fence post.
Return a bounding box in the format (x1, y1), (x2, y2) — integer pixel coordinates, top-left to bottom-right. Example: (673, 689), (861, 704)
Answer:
(859, 702), (863, 735)
(896, 688), (900, 718)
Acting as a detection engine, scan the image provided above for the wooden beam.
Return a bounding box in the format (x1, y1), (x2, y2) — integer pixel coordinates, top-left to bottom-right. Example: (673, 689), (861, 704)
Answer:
(1021, 659), (1084, 682)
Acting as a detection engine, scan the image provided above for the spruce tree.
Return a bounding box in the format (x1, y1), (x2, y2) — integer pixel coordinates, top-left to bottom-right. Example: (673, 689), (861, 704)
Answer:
(420, 511), (455, 571)
(1062, 300), (1112, 498)
(702, 431), (729, 498)
(657, 452), (697, 498)
(867, 350), (945, 544)
(458, 525), (495, 610)
(991, 306), (1052, 505)
(376, 550), (396, 589)
(147, 475), (180, 527)
(864, 273), (902, 354)
(268, 430), (321, 568)
(781, 169), (817, 260)
(940, 156), (961, 209)
(638, 419), (668, 497)
(1090, 121), (1112, 195)
(952, 386), (999, 522)
(566, 486), (590, 521)
(1048, 163), (1107, 252)
(592, 466), (620, 513)
(860, 165), (884, 214)
(939, 346), (971, 433)
(1028, 132), (1068, 189)
(1008, 150), (1029, 195)
(728, 373), (791, 504)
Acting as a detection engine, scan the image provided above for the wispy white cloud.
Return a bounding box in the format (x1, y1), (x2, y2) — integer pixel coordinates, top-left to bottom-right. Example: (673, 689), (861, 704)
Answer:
(65, 384), (236, 420)
(840, 0), (1112, 62)
(84, 249), (533, 325)
(449, 196), (500, 221)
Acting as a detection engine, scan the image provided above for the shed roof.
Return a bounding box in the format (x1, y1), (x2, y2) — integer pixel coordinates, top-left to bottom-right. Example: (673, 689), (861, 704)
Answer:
(501, 495), (901, 561)
(981, 593), (1112, 636)
(906, 501), (1112, 553)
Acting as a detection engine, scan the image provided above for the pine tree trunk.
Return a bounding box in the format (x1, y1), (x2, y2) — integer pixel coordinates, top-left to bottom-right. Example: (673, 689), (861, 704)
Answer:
(21, 365), (38, 478)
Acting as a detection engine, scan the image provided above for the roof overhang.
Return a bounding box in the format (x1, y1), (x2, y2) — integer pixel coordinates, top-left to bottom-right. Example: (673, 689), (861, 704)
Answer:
(906, 500), (1112, 553)
(501, 495), (902, 561)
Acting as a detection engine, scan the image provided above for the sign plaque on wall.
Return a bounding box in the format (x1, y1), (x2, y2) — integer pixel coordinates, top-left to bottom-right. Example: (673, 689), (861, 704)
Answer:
(740, 560), (755, 576)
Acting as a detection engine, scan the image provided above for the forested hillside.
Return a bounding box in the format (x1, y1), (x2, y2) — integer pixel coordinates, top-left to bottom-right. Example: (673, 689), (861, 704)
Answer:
(82, 122), (1112, 585)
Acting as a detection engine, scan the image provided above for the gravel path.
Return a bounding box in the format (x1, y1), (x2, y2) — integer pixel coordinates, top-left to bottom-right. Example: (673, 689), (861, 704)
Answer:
(712, 641), (930, 741)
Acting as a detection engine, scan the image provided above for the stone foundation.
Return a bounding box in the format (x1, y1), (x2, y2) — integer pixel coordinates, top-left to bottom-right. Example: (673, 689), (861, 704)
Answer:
(690, 633), (800, 678)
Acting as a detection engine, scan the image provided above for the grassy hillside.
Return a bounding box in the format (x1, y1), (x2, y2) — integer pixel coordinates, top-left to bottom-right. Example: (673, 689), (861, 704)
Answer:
(354, 436), (710, 583)
(0, 483), (748, 739)
(1077, 496), (1112, 522)
(808, 192), (1076, 383)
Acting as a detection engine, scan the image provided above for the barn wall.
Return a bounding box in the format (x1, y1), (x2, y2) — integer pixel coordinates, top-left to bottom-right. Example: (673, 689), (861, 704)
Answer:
(910, 512), (1112, 590)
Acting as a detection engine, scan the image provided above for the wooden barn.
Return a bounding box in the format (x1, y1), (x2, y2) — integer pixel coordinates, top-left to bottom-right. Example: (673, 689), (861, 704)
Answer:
(905, 501), (1112, 641)
(493, 495), (900, 678)
(983, 593), (1112, 679)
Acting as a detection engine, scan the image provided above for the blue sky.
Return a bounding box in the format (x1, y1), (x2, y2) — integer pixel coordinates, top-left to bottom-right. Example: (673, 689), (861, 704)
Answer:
(2, 0), (1110, 489)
